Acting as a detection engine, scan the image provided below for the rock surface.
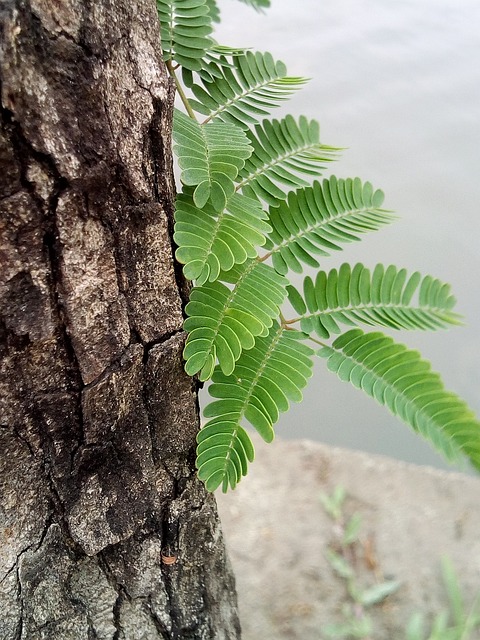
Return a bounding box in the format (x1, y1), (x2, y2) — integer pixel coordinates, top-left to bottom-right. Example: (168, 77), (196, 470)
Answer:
(217, 437), (480, 639)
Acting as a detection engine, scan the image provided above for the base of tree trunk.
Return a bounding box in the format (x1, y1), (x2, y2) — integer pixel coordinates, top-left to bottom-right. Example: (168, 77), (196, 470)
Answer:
(1, 422), (239, 638)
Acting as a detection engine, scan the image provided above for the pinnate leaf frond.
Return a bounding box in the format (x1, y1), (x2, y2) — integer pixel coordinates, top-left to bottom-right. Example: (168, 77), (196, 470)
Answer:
(173, 109), (252, 211)
(174, 190), (271, 284)
(185, 46), (253, 87)
(198, 323), (315, 491)
(189, 51), (308, 128)
(287, 263), (461, 338)
(319, 329), (480, 470)
(163, 5), (480, 489)
(266, 177), (393, 274)
(157, 0), (213, 71)
(237, 115), (339, 205)
(183, 260), (288, 380)
(196, 421), (255, 493)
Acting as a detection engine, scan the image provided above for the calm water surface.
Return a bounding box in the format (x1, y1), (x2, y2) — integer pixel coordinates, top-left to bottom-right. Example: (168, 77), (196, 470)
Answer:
(208, 0), (480, 470)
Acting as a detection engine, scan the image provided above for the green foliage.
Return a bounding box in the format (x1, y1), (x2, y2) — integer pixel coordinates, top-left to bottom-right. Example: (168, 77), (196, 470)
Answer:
(288, 263), (461, 337)
(174, 190), (271, 283)
(320, 485), (347, 521)
(197, 324), (314, 491)
(321, 486), (401, 638)
(157, 0), (213, 71)
(188, 51), (308, 128)
(173, 109), (253, 210)
(158, 0), (480, 491)
(321, 490), (480, 639)
(319, 330), (480, 469)
(183, 260), (288, 380)
(238, 115), (338, 205)
(204, 0), (220, 22)
(237, 0), (270, 10)
(266, 177), (394, 274)
(407, 558), (480, 640)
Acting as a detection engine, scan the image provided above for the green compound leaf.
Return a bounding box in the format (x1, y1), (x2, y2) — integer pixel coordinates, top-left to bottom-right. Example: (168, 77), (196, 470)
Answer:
(184, 45), (252, 87)
(196, 422), (255, 493)
(174, 189), (271, 284)
(205, 0), (220, 22)
(287, 263), (462, 338)
(183, 260), (288, 380)
(189, 51), (308, 129)
(237, 115), (339, 206)
(267, 177), (394, 274)
(173, 109), (253, 211)
(197, 323), (315, 491)
(157, 0), (214, 71)
(319, 329), (480, 470)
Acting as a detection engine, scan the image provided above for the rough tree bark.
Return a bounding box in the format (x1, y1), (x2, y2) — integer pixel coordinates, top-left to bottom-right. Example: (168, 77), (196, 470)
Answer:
(0, 1), (240, 638)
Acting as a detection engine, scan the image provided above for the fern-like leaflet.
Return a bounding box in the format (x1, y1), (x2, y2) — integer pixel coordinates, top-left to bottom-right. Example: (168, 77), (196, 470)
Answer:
(319, 329), (480, 469)
(188, 51), (308, 128)
(158, 1), (480, 491)
(198, 324), (314, 491)
(265, 177), (394, 274)
(237, 0), (270, 10)
(287, 263), (462, 338)
(183, 260), (288, 380)
(174, 189), (271, 283)
(173, 109), (252, 210)
(157, 0), (213, 71)
(238, 115), (339, 205)
(204, 0), (220, 23)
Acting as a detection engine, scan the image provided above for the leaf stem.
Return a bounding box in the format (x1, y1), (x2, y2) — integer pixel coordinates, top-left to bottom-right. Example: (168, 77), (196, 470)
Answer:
(306, 335), (329, 348)
(280, 313), (299, 332)
(257, 251), (273, 263)
(166, 60), (198, 121)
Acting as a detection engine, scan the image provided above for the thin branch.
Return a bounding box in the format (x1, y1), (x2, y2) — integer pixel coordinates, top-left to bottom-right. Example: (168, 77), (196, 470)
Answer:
(306, 335), (329, 349)
(166, 60), (198, 121)
(257, 250), (273, 263)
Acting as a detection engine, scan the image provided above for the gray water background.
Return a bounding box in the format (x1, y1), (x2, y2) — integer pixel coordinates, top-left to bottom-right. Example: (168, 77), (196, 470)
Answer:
(208, 0), (480, 471)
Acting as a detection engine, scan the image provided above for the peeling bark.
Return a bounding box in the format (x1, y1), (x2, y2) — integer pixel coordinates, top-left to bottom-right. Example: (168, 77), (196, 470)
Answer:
(0, 1), (240, 638)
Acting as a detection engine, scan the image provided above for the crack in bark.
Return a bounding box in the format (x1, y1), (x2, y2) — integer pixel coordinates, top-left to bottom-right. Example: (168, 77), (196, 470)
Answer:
(111, 588), (125, 640)
(158, 564), (179, 640)
(2, 100), (83, 387)
(148, 597), (171, 640)
(11, 425), (36, 458)
(99, 558), (129, 640)
(0, 551), (27, 588)
(1, 515), (56, 640)
(143, 328), (184, 360)
(14, 563), (23, 640)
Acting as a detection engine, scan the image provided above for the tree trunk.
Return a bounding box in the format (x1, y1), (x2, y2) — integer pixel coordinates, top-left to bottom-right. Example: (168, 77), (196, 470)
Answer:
(0, 1), (240, 638)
